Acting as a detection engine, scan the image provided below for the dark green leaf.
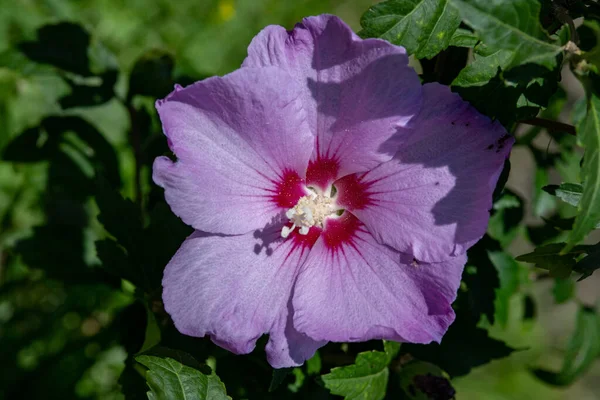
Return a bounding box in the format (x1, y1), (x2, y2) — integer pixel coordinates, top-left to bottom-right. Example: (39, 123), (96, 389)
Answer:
(463, 236), (501, 324)
(136, 356), (230, 400)
(492, 159), (511, 202)
(360, 0), (461, 59)
(532, 307), (600, 386)
(128, 50), (175, 100)
(269, 368), (293, 392)
(448, 28), (478, 48)
(452, 49), (512, 87)
(397, 361), (455, 400)
(573, 245), (600, 281)
(59, 70), (117, 109)
(566, 93), (600, 250)
(516, 243), (589, 279)
(403, 305), (515, 377)
(449, 0), (562, 69)
(18, 22), (92, 76)
(542, 183), (583, 207)
(488, 189), (524, 247)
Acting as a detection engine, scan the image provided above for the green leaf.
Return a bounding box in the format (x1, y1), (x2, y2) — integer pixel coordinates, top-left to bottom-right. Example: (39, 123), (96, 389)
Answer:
(515, 243), (588, 279)
(306, 351), (322, 376)
(452, 49), (512, 87)
(566, 94), (600, 250)
(532, 307), (600, 386)
(463, 236), (501, 324)
(542, 183), (583, 207)
(128, 50), (175, 100)
(488, 251), (521, 327)
(397, 361), (455, 400)
(552, 278), (575, 304)
(269, 368), (293, 392)
(322, 343), (397, 400)
(488, 190), (524, 247)
(449, 0), (562, 70)
(573, 245), (600, 281)
(448, 28), (478, 48)
(360, 0), (461, 59)
(18, 22), (92, 76)
(136, 356), (230, 400)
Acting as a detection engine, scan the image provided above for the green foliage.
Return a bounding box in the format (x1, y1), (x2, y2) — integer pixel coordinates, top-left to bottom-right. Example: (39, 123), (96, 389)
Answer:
(532, 307), (600, 386)
(137, 356), (231, 400)
(397, 361), (455, 400)
(565, 93), (600, 250)
(360, 0), (461, 59)
(543, 183), (584, 207)
(516, 243), (583, 279)
(321, 341), (400, 400)
(449, 0), (562, 69)
(2, 0), (600, 399)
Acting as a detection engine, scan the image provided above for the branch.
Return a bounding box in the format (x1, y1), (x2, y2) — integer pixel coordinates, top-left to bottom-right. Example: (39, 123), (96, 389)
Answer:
(520, 117), (576, 136)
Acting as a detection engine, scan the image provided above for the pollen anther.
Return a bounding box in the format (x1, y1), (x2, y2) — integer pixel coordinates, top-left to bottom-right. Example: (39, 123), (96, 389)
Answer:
(281, 188), (338, 238)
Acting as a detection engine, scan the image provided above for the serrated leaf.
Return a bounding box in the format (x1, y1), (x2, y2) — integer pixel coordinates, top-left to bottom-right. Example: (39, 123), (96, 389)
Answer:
(532, 307), (600, 386)
(136, 356), (230, 400)
(566, 94), (600, 250)
(322, 349), (392, 400)
(360, 0), (461, 59)
(542, 183), (583, 207)
(448, 28), (478, 48)
(449, 0), (562, 69)
(452, 49), (512, 87)
(516, 243), (588, 279)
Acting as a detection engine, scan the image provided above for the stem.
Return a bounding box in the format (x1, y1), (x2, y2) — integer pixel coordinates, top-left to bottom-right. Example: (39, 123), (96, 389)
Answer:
(519, 117), (576, 136)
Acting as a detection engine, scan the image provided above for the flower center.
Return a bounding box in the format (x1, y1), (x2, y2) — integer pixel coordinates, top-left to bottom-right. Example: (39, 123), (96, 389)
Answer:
(281, 187), (338, 238)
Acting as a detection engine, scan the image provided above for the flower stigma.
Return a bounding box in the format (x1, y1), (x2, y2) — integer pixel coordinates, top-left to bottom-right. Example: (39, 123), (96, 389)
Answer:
(281, 187), (339, 238)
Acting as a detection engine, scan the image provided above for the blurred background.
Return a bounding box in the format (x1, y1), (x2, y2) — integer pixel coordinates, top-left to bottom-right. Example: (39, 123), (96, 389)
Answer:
(0, 1), (599, 399)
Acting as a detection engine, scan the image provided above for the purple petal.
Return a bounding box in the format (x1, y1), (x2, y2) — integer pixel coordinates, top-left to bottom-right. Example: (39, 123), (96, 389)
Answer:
(292, 213), (465, 343)
(266, 298), (326, 368)
(163, 225), (315, 365)
(244, 15), (422, 189)
(335, 83), (513, 262)
(153, 67), (313, 235)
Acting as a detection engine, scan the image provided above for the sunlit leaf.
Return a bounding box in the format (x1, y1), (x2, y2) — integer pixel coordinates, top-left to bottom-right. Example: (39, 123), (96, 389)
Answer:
(360, 0), (461, 59)
(449, 0), (562, 69)
(542, 183), (583, 207)
(322, 341), (399, 400)
(136, 356), (230, 400)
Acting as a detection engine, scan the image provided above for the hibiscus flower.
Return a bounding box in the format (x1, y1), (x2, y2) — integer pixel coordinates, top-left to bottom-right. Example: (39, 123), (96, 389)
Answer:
(153, 14), (513, 368)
